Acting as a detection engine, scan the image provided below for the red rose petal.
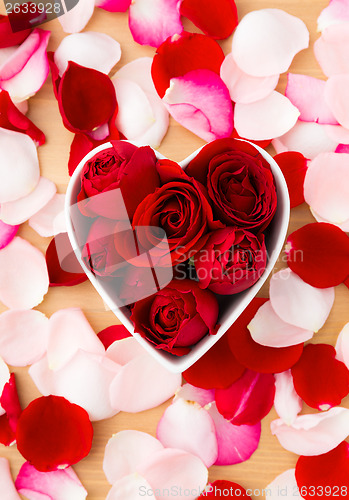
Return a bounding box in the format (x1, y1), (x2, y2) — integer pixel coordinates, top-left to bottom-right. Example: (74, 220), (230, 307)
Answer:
(183, 335), (245, 390)
(227, 298), (304, 373)
(68, 134), (94, 176)
(273, 152), (308, 208)
(291, 344), (349, 410)
(180, 0), (238, 40)
(0, 373), (21, 446)
(0, 14), (31, 48)
(215, 369), (275, 425)
(200, 480), (251, 498)
(151, 31), (225, 98)
(286, 223), (349, 287)
(46, 233), (88, 287)
(296, 442), (349, 500)
(97, 324), (131, 349)
(16, 395), (93, 472)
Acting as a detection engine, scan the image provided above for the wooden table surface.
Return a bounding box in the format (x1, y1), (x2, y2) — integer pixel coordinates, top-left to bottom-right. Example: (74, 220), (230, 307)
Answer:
(1, 0), (349, 498)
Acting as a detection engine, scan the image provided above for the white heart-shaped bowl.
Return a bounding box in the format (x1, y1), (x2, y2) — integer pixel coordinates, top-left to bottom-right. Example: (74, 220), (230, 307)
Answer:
(65, 140), (290, 373)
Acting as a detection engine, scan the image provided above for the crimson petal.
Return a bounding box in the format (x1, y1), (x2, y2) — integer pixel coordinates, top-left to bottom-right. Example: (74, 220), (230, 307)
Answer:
(16, 395), (93, 472)
(0, 14), (31, 48)
(68, 134), (94, 176)
(200, 480), (251, 498)
(291, 344), (349, 410)
(286, 223), (349, 287)
(0, 373), (21, 446)
(97, 324), (131, 349)
(183, 335), (245, 390)
(180, 0), (238, 39)
(273, 152), (308, 208)
(46, 233), (88, 287)
(151, 31), (225, 97)
(227, 298), (304, 373)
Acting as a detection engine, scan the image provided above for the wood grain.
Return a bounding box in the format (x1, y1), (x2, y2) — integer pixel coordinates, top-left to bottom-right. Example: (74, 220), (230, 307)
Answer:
(1, 0), (349, 498)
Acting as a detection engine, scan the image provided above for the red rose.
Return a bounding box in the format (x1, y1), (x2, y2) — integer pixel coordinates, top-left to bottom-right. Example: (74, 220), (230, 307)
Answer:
(130, 279), (219, 356)
(186, 138), (277, 232)
(77, 140), (160, 219)
(194, 227), (267, 294)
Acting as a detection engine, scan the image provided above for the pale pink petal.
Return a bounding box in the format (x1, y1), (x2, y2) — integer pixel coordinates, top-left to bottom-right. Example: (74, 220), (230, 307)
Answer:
(28, 356), (57, 396)
(109, 351), (181, 412)
(231, 9), (309, 77)
(318, 0), (349, 31)
(271, 407), (349, 455)
(14, 99), (28, 114)
(220, 53), (279, 104)
(113, 57), (156, 94)
(0, 221), (19, 250)
(47, 308), (105, 371)
(103, 430), (164, 485)
(96, 0), (131, 11)
(304, 152), (349, 225)
(29, 194), (66, 237)
(106, 474), (153, 500)
(269, 268), (335, 332)
(54, 32), (121, 76)
(0, 237), (49, 309)
(0, 128), (39, 203)
(157, 398), (218, 467)
(0, 458), (21, 500)
(314, 24), (349, 77)
(0, 177), (56, 226)
(137, 448), (208, 500)
(285, 73), (338, 125)
(325, 123), (349, 144)
(248, 301), (314, 348)
(128, 0), (183, 47)
(176, 384), (215, 408)
(106, 337), (147, 365)
(58, 0), (95, 33)
(310, 208), (349, 232)
(272, 121), (338, 159)
(15, 462), (87, 500)
(324, 75), (349, 129)
(274, 370), (302, 425)
(0, 29), (50, 101)
(0, 310), (48, 366)
(266, 469), (302, 500)
(0, 358), (10, 416)
(335, 322), (349, 368)
(0, 47), (17, 68)
(163, 69), (233, 142)
(207, 404), (261, 466)
(234, 91), (300, 140)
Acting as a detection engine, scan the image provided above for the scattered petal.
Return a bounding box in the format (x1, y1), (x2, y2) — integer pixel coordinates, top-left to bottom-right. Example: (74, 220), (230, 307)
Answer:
(0, 237), (49, 309)
(163, 69), (233, 142)
(68, 133), (95, 176)
(95, 0), (131, 11)
(106, 474), (152, 500)
(317, 0), (349, 31)
(324, 75), (349, 129)
(0, 15), (30, 48)
(269, 268), (335, 332)
(58, 0), (95, 34)
(335, 322), (349, 368)
(266, 469), (302, 500)
(0, 372), (21, 446)
(234, 91), (300, 141)
(180, 0), (238, 39)
(0, 220), (18, 250)
(286, 223), (349, 288)
(314, 24), (349, 77)
(232, 9), (309, 77)
(274, 370), (302, 425)
(199, 480), (252, 499)
(0, 357), (10, 415)
(271, 407), (349, 456)
(176, 383), (215, 408)
(273, 152), (308, 208)
(0, 457), (21, 500)
(98, 324), (131, 349)
(46, 233), (88, 287)
(15, 463), (87, 500)
(29, 193), (66, 237)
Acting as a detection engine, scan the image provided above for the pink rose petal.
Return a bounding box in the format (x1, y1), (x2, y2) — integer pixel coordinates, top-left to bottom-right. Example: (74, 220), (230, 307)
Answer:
(324, 75), (349, 129)
(336, 144), (349, 153)
(28, 193), (66, 237)
(157, 398), (218, 467)
(106, 474), (153, 500)
(0, 29), (50, 101)
(231, 9), (309, 77)
(95, 0), (131, 11)
(0, 310), (48, 366)
(335, 322), (349, 368)
(163, 69), (233, 142)
(317, 0), (349, 31)
(220, 53), (279, 104)
(325, 123), (349, 144)
(0, 176), (56, 226)
(176, 383), (215, 407)
(207, 403), (261, 465)
(272, 121), (338, 159)
(0, 128), (39, 203)
(304, 152), (349, 226)
(106, 337), (147, 365)
(314, 24), (349, 77)
(248, 301), (313, 348)
(103, 430), (164, 485)
(54, 32), (121, 76)
(0, 221), (18, 250)
(58, 0), (95, 33)
(271, 407), (349, 456)
(266, 469), (302, 500)
(128, 0), (183, 47)
(15, 462), (87, 500)
(285, 73), (338, 125)
(269, 268), (335, 332)
(0, 237), (49, 309)
(274, 370), (302, 425)
(234, 91), (300, 140)
(0, 457), (21, 500)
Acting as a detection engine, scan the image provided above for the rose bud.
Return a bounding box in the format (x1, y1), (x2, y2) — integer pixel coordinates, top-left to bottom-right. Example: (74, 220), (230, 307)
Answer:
(185, 138), (277, 232)
(77, 141), (160, 219)
(194, 227), (267, 294)
(130, 279), (219, 356)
